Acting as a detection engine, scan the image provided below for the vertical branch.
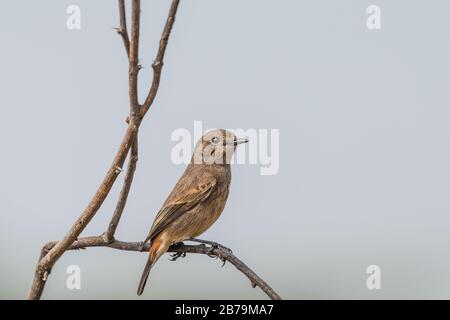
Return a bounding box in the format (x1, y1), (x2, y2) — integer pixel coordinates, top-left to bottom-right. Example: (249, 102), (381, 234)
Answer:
(105, 0), (142, 242)
(129, 0), (141, 116)
(117, 0), (130, 57)
(140, 0), (180, 118)
(105, 134), (139, 241)
(27, 0), (181, 300)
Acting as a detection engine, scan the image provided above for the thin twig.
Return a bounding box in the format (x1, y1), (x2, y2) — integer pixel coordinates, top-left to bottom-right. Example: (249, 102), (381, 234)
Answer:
(107, 0), (141, 243)
(117, 0), (130, 57)
(40, 237), (281, 300)
(129, 0), (141, 116)
(27, 1), (180, 300)
(105, 135), (139, 241)
(140, 0), (180, 118)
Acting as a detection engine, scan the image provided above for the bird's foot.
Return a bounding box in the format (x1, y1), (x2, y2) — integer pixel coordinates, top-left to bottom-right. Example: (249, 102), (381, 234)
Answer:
(206, 246), (217, 259)
(205, 244), (228, 267)
(188, 238), (230, 267)
(189, 238), (233, 254)
(169, 242), (186, 261)
(169, 251), (186, 261)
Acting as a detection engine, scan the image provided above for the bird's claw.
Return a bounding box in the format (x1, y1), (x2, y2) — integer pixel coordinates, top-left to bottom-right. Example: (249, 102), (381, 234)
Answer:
(206, 245), (228, 267)
(138, 241), (145, 252)
(219, 244), (233, 254)
(207, 243), (232, 255)
(169, 252), (186, 261)
(206, 244), (229, 262)
(187, 239), (231, 266)
(169, 242), (186, 261)
(189, 239), (232, 253)
(206, 247), (217, 259)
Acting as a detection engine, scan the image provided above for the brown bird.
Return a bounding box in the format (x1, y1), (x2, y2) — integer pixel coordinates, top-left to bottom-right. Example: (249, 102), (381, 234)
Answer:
(137, 129), (248, 295)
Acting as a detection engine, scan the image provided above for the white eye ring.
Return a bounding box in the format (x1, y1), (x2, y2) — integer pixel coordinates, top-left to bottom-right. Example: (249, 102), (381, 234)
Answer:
(211, 136), (219, 144)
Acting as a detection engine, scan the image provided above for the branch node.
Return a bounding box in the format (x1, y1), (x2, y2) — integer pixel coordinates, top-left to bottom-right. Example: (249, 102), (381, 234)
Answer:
(115, 166), (123, 174)
(37, 265), (50, 282)
(115, 26), (125, 35)
(103, 231), (115, 244)
(152, 60), (163, 70)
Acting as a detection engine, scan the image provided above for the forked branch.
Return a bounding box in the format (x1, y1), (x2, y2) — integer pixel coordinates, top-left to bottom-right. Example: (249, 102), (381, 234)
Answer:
(27, 0), (281, 301)
(27, 0), (180, 300)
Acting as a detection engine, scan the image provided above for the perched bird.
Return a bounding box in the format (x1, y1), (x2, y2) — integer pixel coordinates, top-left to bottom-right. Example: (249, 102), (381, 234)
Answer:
(137, 129), (248, 295)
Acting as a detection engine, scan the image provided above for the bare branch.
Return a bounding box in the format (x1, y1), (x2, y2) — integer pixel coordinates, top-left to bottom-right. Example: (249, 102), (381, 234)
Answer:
(27, 1), (180, 299)
(28, 0), (280, 302)
(129, 0), (141, 115)
(107, 0), (141, 243)
(116, 0), (130, 57)
(27, 120), (139, 300)
(39, 237), (282, 300)
(105, 135), (139, 241)
(140, 0), (180, 118)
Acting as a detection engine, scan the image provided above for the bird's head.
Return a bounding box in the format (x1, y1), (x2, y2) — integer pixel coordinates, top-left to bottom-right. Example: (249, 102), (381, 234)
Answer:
(192, 129), (248, 165)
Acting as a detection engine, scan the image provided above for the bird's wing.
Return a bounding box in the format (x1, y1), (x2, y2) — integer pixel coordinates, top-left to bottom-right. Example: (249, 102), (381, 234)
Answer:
(144, 175), (217, 242)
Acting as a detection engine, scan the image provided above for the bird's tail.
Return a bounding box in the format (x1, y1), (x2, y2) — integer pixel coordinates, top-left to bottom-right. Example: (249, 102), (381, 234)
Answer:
(137, 254), (153, 296)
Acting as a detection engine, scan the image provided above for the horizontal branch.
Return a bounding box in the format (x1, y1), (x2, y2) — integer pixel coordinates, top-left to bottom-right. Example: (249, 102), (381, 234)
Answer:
(40, 236), (281, 300)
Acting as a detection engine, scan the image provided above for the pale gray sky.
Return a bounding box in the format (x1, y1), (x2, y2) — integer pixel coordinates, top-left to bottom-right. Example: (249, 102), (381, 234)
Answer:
(1, 0), (450, 299)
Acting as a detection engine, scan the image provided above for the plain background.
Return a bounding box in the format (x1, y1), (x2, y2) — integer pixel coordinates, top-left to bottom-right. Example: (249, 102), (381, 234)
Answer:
(1, 0), (450, 299)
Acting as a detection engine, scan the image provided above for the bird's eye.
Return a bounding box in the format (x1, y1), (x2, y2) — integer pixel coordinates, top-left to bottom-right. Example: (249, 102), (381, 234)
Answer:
(211, 137), (219, 144)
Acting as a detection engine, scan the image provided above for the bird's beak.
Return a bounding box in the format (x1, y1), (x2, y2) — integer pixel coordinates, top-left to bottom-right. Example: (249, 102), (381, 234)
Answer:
(233, 137), (249, 146)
